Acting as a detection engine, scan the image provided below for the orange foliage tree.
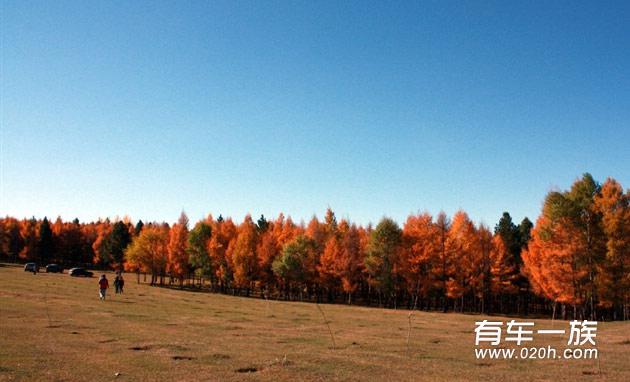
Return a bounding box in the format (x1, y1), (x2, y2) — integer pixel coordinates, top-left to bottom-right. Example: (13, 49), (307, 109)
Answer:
(231, 215), (259, 293)
(124, 224), (169, 285)
(208, 217), (238, 290)
(402, 212), (438, 307)
(337, 222), (365, 303)
(19, 218), (39, 261)
(167, 212), (189, 286)
(523, 174), (610, 319)
(594, 178), (630, 319)
(447, 211), (478, 311)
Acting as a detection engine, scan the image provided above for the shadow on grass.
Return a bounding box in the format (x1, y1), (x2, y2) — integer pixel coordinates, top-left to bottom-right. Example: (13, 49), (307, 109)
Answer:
(172, 355), (195, 361)
(107, 299), (135, 304)
(235, 367), (259, 373)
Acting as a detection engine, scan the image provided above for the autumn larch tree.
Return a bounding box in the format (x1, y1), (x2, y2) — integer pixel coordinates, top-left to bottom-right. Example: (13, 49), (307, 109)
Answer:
(318, 234), (342, 299)
(337, 221), (365, 304)
(566, 174), (607, 319)
(92, 220), (111, 266)
(433, 212), (452, 312)
(489, 234), (518, 312)
(523, 173), (608, 319)
(523, 214), (585, 318)
(316, 208), (342, 300)
(231, 215), (259, 295)
(256, 227), (280, 292)
(167, 212), (190, 286)
(306, 216), (326, 256)
(402, 212), (437, 309)
(0, 217), (23, 262)
(447, 211), (479, 312)
(208, 217), (237, 291)
(594, 178), (629, 319)
(125, 224), (169, 286)
(273, 214), (300, 248)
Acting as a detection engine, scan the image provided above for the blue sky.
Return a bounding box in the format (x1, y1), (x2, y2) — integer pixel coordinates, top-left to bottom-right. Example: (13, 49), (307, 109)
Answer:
(1, 0), (629, 227)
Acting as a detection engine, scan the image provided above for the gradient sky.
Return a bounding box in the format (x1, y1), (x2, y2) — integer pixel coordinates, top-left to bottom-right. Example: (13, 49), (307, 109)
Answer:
(1, 0), (629, 227)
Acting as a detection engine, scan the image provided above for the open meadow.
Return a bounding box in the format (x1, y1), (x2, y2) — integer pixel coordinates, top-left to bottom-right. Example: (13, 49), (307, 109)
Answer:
(1, 264), (628, 381)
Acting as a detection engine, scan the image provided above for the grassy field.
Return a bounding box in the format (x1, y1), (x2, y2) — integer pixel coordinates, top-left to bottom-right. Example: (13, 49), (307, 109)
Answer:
(0, 264), (628, 381)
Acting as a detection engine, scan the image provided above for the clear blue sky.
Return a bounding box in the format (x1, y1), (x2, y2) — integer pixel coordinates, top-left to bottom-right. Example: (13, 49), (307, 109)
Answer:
(1, 0), (629, 227)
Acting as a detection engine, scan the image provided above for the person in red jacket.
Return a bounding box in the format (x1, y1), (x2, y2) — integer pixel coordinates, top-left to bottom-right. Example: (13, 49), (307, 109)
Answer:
(98, 275), (109, 300)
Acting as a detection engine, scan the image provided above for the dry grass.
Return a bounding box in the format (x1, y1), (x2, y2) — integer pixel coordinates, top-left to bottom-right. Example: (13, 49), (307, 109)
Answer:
(0, 264), (628, 381)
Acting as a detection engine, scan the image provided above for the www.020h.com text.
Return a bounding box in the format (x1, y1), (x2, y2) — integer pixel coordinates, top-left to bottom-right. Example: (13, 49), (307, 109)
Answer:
(475, 346), (598, 360)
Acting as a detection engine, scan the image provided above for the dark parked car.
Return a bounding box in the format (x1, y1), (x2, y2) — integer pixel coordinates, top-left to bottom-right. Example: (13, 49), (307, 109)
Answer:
(24, 263), (39, 272)
(69, 267), (93, 277)
(45, 264), (63, 273)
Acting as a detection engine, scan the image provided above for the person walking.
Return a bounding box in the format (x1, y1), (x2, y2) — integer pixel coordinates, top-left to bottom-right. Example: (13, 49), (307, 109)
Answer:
(119, 274), (125, 294)
(114, 274), (121, 294)
(98, 275), (109, 300)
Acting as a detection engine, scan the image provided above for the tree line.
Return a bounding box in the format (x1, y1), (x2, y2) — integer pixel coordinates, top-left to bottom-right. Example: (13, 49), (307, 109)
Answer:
(1, 173), (627, 320)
